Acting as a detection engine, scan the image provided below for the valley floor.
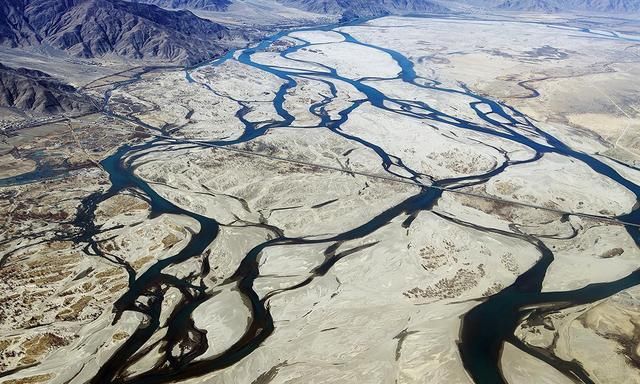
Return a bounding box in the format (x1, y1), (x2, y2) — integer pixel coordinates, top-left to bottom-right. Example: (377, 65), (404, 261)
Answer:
(1, 13), (640, 384)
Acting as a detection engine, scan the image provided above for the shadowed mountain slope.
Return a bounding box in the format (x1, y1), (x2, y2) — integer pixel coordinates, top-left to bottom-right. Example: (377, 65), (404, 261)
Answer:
(0, 63), (96, 114)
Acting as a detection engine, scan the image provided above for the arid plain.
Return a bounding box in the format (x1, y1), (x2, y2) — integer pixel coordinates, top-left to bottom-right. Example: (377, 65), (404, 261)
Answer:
(1, 13), (640, 384)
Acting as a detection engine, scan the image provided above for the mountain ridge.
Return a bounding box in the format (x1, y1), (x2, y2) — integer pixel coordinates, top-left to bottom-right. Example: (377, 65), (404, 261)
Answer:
(0, 0), (232, 65)
(0, 63), (96, 115)
(127, 0), (231, 11)
(277, 0), (450, 18)
(442, 0), (640, 13)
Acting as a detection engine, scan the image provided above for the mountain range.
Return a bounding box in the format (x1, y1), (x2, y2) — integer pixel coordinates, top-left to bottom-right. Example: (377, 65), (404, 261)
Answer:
(444, 0), (640, 12)
(0, 0), (230, 65)
(277, 0), (449, 17)
(128, 0), (231, 11)
(502, 0), (640, 12)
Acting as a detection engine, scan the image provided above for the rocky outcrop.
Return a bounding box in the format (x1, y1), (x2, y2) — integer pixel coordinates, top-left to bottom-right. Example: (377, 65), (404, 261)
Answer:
(0, 63), (96, 114)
